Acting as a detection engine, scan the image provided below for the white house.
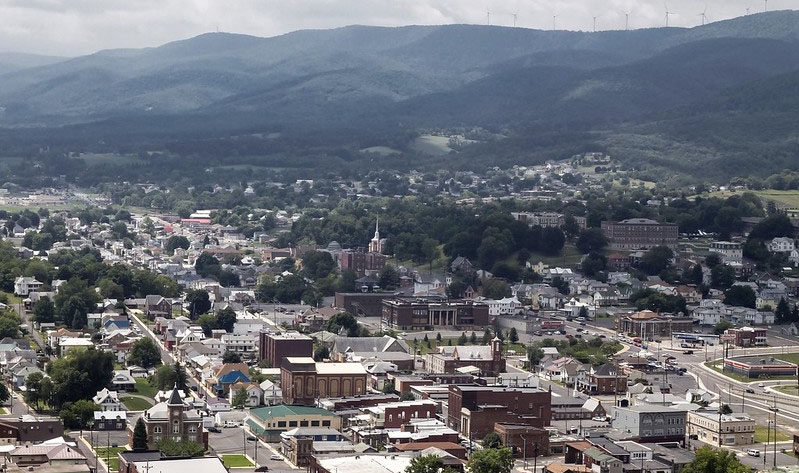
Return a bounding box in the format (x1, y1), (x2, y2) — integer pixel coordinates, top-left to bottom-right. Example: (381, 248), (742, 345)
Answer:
(260, 379), (282, 406)
(14, 277), (43, 296)
(92, 388), (122, 412)
(768, 237), (795, 253)
(228, 382), (263, 408)
(481, 297), (521, 316)
(220, 333), (258, 359)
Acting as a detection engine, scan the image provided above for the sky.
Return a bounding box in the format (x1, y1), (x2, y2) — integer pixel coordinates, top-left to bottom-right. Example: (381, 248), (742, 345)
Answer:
(0, 0), (794, 57)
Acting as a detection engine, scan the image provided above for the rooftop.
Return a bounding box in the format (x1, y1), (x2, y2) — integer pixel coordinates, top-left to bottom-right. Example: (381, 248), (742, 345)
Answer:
(132, 457), (227, 473)
(250, 405), (337, 421)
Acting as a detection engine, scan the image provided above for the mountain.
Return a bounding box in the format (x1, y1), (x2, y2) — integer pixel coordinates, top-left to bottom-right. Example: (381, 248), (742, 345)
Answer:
(1, 11), (799, 181)
(0, 52), (67, 74)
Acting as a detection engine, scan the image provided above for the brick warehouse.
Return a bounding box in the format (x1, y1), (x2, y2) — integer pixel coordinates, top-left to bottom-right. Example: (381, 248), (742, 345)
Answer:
(447, 385), (552, 439)
(259, 331), (313, 365)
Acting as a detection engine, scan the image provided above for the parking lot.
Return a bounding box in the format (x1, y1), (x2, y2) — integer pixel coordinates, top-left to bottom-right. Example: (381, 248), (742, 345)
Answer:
(208, 425), (296, 472)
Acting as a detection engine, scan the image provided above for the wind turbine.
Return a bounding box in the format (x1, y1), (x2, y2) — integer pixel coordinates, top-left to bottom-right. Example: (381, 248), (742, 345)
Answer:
(698, 5), (708, 26)
(512, 11), (518, 27)
(593, 15), (602, 32)
(623, 11), (631, 31)
(764, 0), (768, 12)
(486, 8), (491, 26)
(664, 2), (672, 27)
(553, 15), (558, 31)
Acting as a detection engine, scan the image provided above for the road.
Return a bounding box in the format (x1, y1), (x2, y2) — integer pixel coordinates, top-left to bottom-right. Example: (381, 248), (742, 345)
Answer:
(14, 301), (50, 358)
(209, 425), (297, 472)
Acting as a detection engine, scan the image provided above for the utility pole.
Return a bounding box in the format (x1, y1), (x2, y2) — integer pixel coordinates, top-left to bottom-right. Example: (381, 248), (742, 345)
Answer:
(533, 443), (539, 473)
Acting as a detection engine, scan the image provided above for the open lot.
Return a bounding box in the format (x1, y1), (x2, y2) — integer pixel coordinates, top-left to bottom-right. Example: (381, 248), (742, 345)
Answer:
(222, 454), (254, 468)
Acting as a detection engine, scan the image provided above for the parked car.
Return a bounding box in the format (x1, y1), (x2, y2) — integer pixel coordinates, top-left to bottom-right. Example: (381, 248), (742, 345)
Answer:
(206, 427), (220, 433)
(270, 455), (283, 461)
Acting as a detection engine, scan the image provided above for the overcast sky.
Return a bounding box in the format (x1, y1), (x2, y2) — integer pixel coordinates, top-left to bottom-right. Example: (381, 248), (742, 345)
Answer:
(0, 0), (794, 57)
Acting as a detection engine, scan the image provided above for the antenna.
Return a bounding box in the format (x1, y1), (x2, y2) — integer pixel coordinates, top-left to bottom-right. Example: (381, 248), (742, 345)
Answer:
(486, 8), (491, 26)
(553, 15), (558, 31)
(764, 0), (768, 12)
(623, 11), (630, 31)
(512, 11), (518, 28)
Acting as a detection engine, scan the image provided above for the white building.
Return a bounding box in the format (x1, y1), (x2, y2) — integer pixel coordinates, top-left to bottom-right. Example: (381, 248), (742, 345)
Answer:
(768, 237), (795, 253)
(709, 241), (743, 263)
(220, 333), (258, 358)
(481, 297), (521, 316)
(14, 277), (43, 296)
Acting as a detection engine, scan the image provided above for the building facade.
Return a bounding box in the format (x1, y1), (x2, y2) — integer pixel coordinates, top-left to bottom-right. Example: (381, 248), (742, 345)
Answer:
(615, 311), (695, 338)
(259, 331), (313, 366)
(709, 241), (743, 263)
(601, 219), (679, 251)
(447, 385), (552, 439)
(281, 357), (367, 405)
(134, 387), (206, 450)
(687, 410), (754, 446)
(381, 299), (489, 331)
(611, 406), (688, 443)
(339, 250), (387, 277)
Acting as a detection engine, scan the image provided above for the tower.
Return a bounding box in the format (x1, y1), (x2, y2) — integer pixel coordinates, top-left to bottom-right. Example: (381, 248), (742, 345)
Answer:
(369, 217), (384, 254)
(491, 336), (503, 361)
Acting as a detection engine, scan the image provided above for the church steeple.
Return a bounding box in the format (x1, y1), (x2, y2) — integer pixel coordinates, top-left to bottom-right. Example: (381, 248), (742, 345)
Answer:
(369, 216), (384, 254)
(373, 216), (380, 240)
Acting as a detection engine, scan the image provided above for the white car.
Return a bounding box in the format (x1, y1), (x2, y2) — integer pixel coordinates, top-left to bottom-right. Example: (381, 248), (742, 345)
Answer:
(758, 383), (765, 388)
(270, 455), (282, 461)
(747, 449), (760, 457)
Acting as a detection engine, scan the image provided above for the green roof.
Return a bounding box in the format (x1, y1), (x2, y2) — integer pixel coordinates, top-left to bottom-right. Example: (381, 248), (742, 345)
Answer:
(250, 405), (337, 422)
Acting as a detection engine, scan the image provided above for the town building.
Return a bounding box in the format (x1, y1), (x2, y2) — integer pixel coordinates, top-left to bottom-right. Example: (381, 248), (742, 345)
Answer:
(723, 356), (798, 378)
(339, 249), (387, 277)
(576, 364), (627, 395)
(369, 218), (386, 254)
(494, 423), (550, 459)
(610, 405), (688, 443)
(426, 338), (505, 376)
(14, 277), (43, 296)
(281, 357), (368, 405)
(768, 237), (795, 253)
(247, 405), (341, 442)
(687, 410), (755, 446)
(127, 457), (228, 473)
(447, 385), (551, 439)
(601, 219), (679, 251)
(259, 331), (313, 366)
(363, 400), (437, 428)
(709, 241), (743, 263)
(133, 386), (206, 450)
(0, 416), (64, 445)
(720, 327), (767, 347)
(381, 299), (489, 331)
(334, 292), (396, 317)
(511, 212), (586, 230)
(615, 311), (695, 338)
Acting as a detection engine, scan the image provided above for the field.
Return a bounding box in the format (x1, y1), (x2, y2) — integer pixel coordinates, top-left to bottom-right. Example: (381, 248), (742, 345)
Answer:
(95, 446), (127, 472)
(121, 396), (153, 411)
(527, 246), (585, 267)
(134, 378), (158, 398)
(360, 146), (402, 156)
(222, 455), (255, 468)
(707, 190), (799, 209)
(773, 385), (799, 396)
(411, 135), (453, 156)
(754, 425), (792, 443)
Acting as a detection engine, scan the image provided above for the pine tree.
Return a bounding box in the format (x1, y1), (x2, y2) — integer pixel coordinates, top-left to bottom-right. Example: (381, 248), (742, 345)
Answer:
(469, 331), (477, 344)
(458, 332), (467, 345)
(775, 298), (791, 324)
(436, 332), (442, 342)
(132, 418), (149, 451)
(482, 329), (492, 345)
(792, 304), (799, 324)
(509, 327), (519, 344)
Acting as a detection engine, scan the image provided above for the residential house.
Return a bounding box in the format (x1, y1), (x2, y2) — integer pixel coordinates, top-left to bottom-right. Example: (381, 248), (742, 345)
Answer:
(14, 277), (42, 297)
(145, 295), (172, 319)
(93, 388), (122, 412)
(94, 411), (128, 431)
(228, 382), (264, 408)
(768, 237), (795, 253)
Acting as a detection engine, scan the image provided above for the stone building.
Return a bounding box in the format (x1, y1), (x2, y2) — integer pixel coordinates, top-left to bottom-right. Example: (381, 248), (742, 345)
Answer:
(132, 385), (206, 450)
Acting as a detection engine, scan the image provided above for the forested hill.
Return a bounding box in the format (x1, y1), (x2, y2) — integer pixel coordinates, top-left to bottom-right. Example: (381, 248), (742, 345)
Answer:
(1, 10), (799, 181)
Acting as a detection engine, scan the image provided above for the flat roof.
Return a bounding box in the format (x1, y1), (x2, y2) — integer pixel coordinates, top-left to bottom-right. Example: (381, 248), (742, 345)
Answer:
(726, 356), (797, 367)
(132, 457), (227, 473)
(318, 454), (412, 473)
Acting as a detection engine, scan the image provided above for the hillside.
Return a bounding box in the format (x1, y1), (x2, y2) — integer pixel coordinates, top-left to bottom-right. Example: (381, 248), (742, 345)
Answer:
(1, 11), (799, 181)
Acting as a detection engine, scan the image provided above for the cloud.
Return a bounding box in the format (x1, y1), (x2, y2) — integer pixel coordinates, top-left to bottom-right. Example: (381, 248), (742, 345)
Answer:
(0, 0), (794, 56)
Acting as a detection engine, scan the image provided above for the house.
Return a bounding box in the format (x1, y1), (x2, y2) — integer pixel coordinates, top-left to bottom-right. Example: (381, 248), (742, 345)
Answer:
(768, 237), (795, 253)
(8, 443), (86, 467)
(14, 277), (43, 297)
(247, 405), (341, 442)
(8, 363), (43, 389)
(207, 363), (251, 397)
(576, 364), (627, 395)
(260, 379), (282, 406)
(111, 370), (137, 392)
(145, 295), (172, 319)
(228, 382), (263, 408)
(93, 388), (122, 412)
(94, 411), (128, 430)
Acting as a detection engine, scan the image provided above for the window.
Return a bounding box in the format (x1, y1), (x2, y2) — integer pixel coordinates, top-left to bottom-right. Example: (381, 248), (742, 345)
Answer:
(300, 421), (309, 427)
(311, 421), (320, 427)
(153, 427), (162, 434)
(289, 421), (297, 427)
(277, 421), (286, 428)
(322, 420), (331, 427)
(154, 435), (161, 442)
(172, 421), (180, 434)
(188, 426), (197, 434)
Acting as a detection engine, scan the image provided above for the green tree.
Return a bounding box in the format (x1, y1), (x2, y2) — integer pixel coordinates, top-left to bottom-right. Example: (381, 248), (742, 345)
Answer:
(458, 332), (467, 345)
(638, 246), (673, 275)
(576, 228), (608, 254)
(482, 328), (492, 345)
(482, 280), (511, 299)
(483, 432), (502, 448)
(301, 251), (336, 280)
(379, 265), (400, 290)
(128, 338), (162, 369)
(165, 236), (190, 255)
(681, 446), (749, 473)
(775, 297), (791, 324)
(24, 372), (45, 408)
(0, 383), (9, 405)
(48, 348), (114, 408)
(527, 346), (544, 368)
(216, 307), (237, 333)
(132, 417), (149, 451)
(400, 391), (415, 401)
(153, 363), (188, 391)
(313, 345), (330, 361)
(713, 320), (734, 335)
(231, 387), (248, 409)
(222, 351), (242, 364)
(185, 290), (212, 319)
(404, 454), (457, 473)
(508, 327), (519, 344)
(723, 286), (756, 309)
(60, 400), (100, 429)
(467, 447), (514, 473)
(710, 264), (736, 289)
(469, 332), (477, 344)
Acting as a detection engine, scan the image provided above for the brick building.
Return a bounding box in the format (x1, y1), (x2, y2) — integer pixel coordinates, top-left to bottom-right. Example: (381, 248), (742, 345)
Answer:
(447, 385), (551, 439)
(281, 357), (368, 405)
(575, 364), (627, 395)
(259, 331), (313, 365)
(339, 249), (387, 277)
(495, 423), (550, 459)
(615, 310), (695, 338)
(721, 327), (767, 347)
(601, 219), (679, 251)
(426, 338), (505, 376)
(334, 292), (396, 317)
(132, 386), (207, 450)
(364, 400), (438, 428)
(381, 299), (489, 331)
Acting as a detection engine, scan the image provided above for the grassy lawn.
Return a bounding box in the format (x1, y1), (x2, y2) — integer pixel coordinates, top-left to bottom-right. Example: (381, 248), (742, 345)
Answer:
(95, 446), (127, 472)
(0, 407), (8, 415)
(774, 353), (799, 365)
(754, 425), (792, 443)
(222, 455), (254, 468)
(121, 396), (153, 411)
(134, 379), (157, 399)
(773, 385), (799, 396)
(527, 246), (584, 267)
